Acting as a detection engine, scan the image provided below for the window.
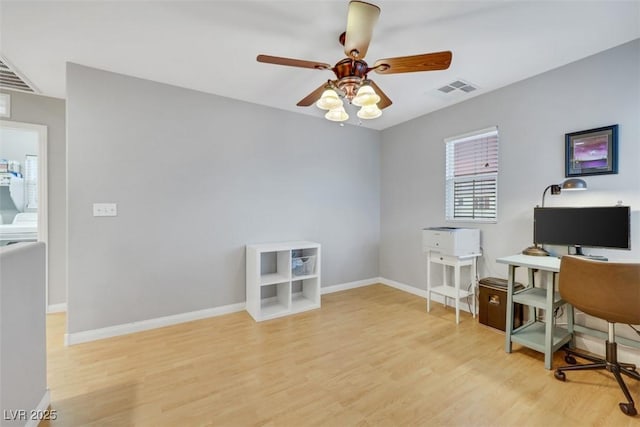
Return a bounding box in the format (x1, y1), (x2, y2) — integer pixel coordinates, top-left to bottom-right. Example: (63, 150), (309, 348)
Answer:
(445, 127), (498, 222)
(0, 93), (9, 118)
(24, 154), (38, 210)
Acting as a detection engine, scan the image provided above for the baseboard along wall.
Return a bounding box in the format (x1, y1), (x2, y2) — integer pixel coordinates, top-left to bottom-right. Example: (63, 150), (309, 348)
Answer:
(64, 275), (636, 370)
(63, 277), (467, 346)
(47, 303), (67, 313)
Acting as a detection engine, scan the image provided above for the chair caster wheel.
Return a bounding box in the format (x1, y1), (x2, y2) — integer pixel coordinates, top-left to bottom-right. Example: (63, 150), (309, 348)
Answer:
(564, 355), (577, 364)
(554, 370), (566, 381)
(619, 403), (637, 416)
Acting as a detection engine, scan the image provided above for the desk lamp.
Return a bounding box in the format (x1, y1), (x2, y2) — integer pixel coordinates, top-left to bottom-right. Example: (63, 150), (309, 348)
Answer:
(522, 178), (587, 256)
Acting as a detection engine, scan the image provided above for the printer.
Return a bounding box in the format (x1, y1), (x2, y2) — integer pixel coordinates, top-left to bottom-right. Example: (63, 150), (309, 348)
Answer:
(422, 227), (480, 256)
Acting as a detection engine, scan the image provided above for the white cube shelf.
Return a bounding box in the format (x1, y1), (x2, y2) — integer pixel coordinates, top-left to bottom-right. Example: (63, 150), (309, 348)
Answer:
(246, 241), (321, 321)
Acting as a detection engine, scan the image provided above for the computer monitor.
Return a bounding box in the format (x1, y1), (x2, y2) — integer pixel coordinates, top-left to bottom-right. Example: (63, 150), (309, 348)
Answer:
(534, 206), (631, 254)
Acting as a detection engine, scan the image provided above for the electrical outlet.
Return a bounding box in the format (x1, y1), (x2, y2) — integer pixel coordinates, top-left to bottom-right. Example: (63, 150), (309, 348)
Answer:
(93, 203), (117, 217)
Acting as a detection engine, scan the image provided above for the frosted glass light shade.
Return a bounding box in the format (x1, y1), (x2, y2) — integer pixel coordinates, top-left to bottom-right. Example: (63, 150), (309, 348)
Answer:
(325, 106), (349, 122)
(357, 105), (382, 119)
(316, 89), (343, 110)
(352, 85), (380, 107)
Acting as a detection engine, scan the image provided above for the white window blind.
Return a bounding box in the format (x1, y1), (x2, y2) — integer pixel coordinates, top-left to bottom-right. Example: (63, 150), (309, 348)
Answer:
(445, 127), (498, 222)
(24, 154), (38, 210)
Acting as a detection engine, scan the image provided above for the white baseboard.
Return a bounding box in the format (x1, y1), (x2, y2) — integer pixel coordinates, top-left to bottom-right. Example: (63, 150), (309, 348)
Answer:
(47, 303), (67, 313)
(66, 279), (378, 346)
(61, 277), (637, 368)
(379, 277), (640, 364)
(574, 333), (640, 366)
(65, 302), (246, 346)
(378, 277), (427, 298)
(24, 389), (51, 427)
(321, 277), (380, 294)
(378, 277), (473, 314)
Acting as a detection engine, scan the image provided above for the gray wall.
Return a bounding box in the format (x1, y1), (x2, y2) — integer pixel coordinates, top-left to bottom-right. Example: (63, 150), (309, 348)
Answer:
(0, 89), (66, 307)
(380, 39), (640, 289)
(66, 63), (381, 334)
(0, 242), (47, 426)
(0, 128), (38, 160)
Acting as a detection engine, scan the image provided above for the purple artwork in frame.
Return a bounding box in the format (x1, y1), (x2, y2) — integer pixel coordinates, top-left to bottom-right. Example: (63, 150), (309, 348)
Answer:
(565, 124), (618, 177)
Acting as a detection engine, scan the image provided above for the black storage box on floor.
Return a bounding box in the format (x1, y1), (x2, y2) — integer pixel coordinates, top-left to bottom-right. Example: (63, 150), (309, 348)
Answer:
(478, 277), (524, 331)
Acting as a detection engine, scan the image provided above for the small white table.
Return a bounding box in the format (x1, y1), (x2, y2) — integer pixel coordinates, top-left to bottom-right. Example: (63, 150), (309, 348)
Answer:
(426, 251), (481, 324)
(497, 254), (573, 369)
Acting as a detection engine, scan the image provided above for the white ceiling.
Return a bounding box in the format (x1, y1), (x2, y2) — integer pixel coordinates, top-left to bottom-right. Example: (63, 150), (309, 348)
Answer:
(1, 1), (639, 130)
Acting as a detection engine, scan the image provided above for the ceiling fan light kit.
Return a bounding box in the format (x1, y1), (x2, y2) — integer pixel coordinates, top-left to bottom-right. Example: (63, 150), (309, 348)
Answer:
(352, 84), (380, 107)
(325, 106), (349, 122)
(257, 0), (452, 123)
(357, 104), (382, 120)
(316, 89), (343, 110)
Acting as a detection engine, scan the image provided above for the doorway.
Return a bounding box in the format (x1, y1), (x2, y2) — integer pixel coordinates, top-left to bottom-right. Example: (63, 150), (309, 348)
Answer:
(0, 119), (48, 306)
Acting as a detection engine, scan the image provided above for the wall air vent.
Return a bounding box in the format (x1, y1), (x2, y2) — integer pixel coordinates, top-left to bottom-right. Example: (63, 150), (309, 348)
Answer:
(438, 79), (478, 94)
(0, 55), (38, 93)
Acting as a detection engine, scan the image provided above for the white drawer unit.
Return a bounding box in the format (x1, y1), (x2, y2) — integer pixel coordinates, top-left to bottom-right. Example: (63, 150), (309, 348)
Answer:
(423, 227), (481, 324)
(422, 227), (480, 256)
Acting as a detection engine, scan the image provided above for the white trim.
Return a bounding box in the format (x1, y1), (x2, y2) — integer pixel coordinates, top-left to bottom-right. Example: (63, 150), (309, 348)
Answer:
(378, 277), (639, 362)
(0, 120), (48, 310)
(574, 333), (640, 366)
(24, 389), (51, 427)
(321, 277), (379, 294)
(61, 276), (469, 346)
(378, 277), (475, 314)
(67, 279), (379, 345)
(65, 302), (246, 346)
(444, 125), (498, 144)
(379, 277), (427, 298)
(47, 303), (67, 313)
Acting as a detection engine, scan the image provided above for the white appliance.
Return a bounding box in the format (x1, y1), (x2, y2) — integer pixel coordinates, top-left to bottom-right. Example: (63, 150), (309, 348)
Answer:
(422, 227), (480, 256)
(8, 176), (25, 212)
(0, 176), (37, 244)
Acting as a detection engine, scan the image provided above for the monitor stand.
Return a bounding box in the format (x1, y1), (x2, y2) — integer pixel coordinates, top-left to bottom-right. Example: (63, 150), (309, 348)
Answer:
(573, 245), (585, 256)
(571, 245), (608, 261)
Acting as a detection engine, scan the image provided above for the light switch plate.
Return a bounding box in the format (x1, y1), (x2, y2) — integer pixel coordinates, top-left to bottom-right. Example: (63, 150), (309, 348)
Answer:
(93, 203), (117, 217)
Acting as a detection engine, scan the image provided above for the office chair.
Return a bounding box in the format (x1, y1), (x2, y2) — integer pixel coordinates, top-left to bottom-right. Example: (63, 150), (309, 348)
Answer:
(554, 255), (640, 416)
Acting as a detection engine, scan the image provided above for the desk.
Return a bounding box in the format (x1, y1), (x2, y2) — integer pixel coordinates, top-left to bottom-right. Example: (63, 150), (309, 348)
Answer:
(496, 254), (573, 369)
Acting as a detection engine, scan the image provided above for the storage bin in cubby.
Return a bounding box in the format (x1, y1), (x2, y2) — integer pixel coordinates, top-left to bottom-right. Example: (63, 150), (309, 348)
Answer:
(292, 255), (316, 277)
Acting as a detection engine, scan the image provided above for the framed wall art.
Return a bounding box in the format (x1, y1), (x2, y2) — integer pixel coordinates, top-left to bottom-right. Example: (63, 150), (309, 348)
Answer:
(565, 124), (618, 177)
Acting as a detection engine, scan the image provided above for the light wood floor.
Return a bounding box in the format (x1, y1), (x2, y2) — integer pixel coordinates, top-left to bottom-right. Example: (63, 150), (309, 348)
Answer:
(43, 284), (639, 426)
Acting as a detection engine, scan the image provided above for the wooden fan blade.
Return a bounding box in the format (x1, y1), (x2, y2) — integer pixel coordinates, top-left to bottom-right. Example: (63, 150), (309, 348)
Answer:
(344, 1), (380, 59)
(257, 54), (331, 70)
(372, 51), (452, 74)
(297, 83), (330, 107)
(368, 80), (392, 109)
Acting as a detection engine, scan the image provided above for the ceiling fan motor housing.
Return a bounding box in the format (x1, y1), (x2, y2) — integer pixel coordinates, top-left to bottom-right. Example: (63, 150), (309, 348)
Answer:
(333, 58), (369, 100)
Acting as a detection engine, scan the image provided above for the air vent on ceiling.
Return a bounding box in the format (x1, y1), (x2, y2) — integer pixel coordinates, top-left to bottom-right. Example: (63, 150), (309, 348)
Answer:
(0, 55), (37, 93)
(438, 79), (478, 94)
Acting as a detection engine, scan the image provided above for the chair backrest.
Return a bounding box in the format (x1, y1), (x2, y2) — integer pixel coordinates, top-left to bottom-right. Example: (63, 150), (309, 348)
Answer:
(559, 255), (640, 325)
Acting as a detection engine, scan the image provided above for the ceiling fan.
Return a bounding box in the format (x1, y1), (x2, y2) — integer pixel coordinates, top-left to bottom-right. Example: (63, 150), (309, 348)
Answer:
(257, 0), (452, 121)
